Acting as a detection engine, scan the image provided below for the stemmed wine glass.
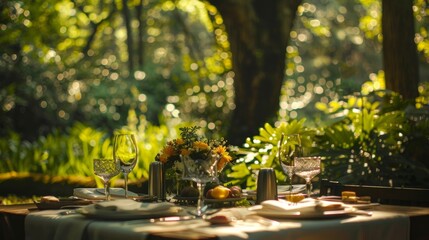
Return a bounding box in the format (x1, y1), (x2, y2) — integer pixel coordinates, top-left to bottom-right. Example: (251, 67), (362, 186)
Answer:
(93, 158), (120, 201)
(280, 162), (295, 192)
(278, 133), (302, 192)
(113, 132), (138, 198)
(181, 154), (219, 217)
(293, 156), (321, 198)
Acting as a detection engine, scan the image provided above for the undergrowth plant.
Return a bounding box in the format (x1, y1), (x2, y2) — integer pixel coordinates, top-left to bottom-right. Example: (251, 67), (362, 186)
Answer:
(314, 90), (429, 187)
(227, 90), (429, 189)
(226, 119), (316, 189)
(0, 111), (175, 188)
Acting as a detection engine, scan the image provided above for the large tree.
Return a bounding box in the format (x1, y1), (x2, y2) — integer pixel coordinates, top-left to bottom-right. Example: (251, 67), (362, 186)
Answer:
(382, 0), (419, 100)
(208, 0), (302, 145)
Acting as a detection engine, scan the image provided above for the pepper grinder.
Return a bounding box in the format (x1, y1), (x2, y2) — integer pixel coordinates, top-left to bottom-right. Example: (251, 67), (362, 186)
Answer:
(256, 168), (278, 204)
(148, 161), (165, 201)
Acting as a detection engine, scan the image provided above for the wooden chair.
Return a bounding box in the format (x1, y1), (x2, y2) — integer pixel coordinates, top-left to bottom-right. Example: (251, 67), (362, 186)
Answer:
(320, 179), (429, 207)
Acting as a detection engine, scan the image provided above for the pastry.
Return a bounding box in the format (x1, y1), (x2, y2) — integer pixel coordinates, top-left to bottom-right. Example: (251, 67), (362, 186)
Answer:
(40, 196), (60, 203)
(341, 191), (357, 203)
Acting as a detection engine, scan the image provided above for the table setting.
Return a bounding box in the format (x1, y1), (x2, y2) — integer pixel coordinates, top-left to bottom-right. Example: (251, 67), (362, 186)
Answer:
(21, 127), (413, 240)
(24, 197), (410, 240)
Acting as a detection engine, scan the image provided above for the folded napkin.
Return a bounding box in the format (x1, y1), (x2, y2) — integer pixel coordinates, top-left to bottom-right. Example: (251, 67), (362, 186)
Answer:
(73, 188), (138, 200)
(259, 199), (344, 214)
(93, 199), (174, 212)
(261, 200), (317, 214)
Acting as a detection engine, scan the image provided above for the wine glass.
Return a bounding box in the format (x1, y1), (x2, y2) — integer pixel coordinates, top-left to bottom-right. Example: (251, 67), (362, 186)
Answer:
(278, 141), (295, 191)
(278, 133), (302, 192)
(93, 158), (120, 201)
(293, 156), (321, 198)
(181, 154), (219, 217)
(280, 163), (295, 191)
(113, 132), (138, 198)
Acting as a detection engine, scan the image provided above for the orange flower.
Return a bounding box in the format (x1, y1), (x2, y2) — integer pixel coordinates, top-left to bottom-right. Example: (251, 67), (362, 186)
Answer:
(180, 149), (190, 156)
(214, 146), (232, 170)
(193, 141), (209, 151)
(221, 154), (232, 163)
(159, 153), (169, 163)
(163, 145), (175, 157)
(217, 154), (232, 171)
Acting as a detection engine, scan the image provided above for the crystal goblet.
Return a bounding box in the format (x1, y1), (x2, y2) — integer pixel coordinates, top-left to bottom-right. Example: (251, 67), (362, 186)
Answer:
(293, 156), (321, 198)
(93, 158), (120, 201)
(181, 154), (219, 217)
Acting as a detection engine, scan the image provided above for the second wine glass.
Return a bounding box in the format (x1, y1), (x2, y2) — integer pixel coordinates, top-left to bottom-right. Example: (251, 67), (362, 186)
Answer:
(113, 132), (138, 198)
(293, 156), (321, 198)
(93, 158), (120, 201)
(278, 133), (302, 192)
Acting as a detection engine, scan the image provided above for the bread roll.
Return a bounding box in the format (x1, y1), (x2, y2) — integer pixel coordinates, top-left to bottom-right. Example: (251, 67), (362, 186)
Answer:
(40, 196), (60, 203)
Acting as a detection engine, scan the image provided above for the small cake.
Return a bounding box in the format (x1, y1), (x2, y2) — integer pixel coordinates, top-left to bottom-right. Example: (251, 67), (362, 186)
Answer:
(285, 193), (305, 203)
(341, 191), (357, 203)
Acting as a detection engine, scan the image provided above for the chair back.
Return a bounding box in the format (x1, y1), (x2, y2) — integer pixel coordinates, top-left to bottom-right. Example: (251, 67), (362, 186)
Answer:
(320, 179), (429, 207)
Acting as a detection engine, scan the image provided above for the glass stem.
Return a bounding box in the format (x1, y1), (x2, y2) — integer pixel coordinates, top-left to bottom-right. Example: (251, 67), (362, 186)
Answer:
(305, 178), (312, 198)
(196, 182), (205, 217)
(175, 176), (179, 196)
(104, 180), (110, 201)
(124, 173), (129, 198)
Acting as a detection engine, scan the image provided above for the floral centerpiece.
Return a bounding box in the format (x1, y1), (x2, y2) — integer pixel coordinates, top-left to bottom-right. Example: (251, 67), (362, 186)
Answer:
(155, 126), (234, 178)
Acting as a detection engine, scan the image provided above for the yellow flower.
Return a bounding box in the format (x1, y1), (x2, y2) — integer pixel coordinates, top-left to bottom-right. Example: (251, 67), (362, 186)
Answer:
(193, 141), (209, 151)
(175, 138), (184, 145)
(214, 146), (227, 155)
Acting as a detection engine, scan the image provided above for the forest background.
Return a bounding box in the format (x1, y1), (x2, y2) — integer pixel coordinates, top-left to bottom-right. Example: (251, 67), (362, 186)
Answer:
(1, 0), (429, 200)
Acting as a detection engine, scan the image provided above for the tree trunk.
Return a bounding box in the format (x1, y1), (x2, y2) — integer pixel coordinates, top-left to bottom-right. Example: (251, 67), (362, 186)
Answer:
(382, 0), (419, 100)
(209, 0), (302, 145)
(136, 0), (145, 67)
(122, 0), (135, 73)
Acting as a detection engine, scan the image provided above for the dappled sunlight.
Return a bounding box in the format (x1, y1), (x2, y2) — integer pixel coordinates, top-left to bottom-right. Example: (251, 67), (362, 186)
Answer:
(1, 0), (428, 198)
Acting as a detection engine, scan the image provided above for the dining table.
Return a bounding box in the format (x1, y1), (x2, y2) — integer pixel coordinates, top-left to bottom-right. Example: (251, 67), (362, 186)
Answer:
(1, 198), (429, 240)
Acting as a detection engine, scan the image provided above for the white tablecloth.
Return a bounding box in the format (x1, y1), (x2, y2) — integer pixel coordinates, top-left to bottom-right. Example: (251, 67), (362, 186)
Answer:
(25, 207), (410, 240)
(25, 210), (93, 240)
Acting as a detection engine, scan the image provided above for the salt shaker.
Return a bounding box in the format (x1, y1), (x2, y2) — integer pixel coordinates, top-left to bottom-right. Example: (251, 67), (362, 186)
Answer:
(148, 161), (165, 201)
(256, 168), (278, 204)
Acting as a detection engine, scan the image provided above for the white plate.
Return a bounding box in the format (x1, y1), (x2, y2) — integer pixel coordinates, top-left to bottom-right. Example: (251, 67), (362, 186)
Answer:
(344, 203), (379, 210)
(317, 197), (380, 210)
(34, 199), (93, 210)
(245, 184), (306, 196)
(249, 206), (353, 219)
(77, 205), (183, 220)
(204, 197), (246, 203)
